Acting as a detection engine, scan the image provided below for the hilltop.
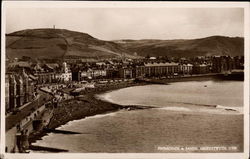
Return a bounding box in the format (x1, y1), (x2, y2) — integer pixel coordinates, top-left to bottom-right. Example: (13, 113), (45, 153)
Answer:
(114, 36), (244, 58)
(6, 28), (136, 60)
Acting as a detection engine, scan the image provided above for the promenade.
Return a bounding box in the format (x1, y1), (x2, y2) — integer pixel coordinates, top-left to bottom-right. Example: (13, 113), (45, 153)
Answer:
(6, 95), (40, 131)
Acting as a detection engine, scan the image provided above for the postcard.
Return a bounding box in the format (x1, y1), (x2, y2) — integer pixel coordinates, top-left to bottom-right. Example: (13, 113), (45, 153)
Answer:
(1, 1), (249, 159)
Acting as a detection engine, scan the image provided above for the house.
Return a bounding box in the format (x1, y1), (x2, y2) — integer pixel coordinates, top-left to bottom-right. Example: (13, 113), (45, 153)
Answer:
(212, 56), (235, 73)
(15, 75), (24, 107)
(193, 64), (210, 74)
(35, 72), (55, 84)
(106, 69), (119, 79)
(60, 72), (72, 82)
(119, 67), (133, 79)
(9, 74), (17, 112)
(179, 64), (193, 75)
(80, 68), (107, 80)
(8, 61), (31, 69)
(96, 62), (106, 67)
(22, 70), (30, 103)
(7, 70), (36, 113)
(44, 63), (59, 72)
(72, 70), (81, 81)
(6, 76), (10, 113)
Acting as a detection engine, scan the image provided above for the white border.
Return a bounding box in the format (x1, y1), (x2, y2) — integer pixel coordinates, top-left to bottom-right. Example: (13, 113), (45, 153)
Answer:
(1, 1), (250, 8)
(1, 1), (7, 157)
(243, 4), (250, 159)
(1, 1), (249, 159)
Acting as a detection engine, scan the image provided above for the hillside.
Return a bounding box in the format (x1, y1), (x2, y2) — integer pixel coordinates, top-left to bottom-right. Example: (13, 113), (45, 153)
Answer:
(114, 36), (244, 58)
(6, 28), (136, 60)
(6, 29), (244, 60)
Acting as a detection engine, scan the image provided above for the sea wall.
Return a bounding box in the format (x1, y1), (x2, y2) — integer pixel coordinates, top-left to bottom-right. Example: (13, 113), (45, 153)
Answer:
(149, 74), (222, 84)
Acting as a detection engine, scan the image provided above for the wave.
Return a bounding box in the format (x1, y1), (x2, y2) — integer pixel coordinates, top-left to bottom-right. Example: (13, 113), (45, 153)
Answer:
(165, 102), (243, 114)
(97, 93), (243, 115)
(95, 93), (118, 105)
(157, 105), (242, 115)
(216, 105), (243, 114)
(157, 107), (192, 112)
(84, 111), (118, 120)
(157, 101), (217, 107)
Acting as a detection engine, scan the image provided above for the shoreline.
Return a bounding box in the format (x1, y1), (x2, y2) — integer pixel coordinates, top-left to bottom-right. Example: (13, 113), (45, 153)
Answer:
(143, 73), (244, 84)
(28, 81), (150, 146)
(28, 75), (243, 151)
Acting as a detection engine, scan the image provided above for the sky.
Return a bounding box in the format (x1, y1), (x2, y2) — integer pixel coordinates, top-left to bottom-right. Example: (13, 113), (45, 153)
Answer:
(5, 7), (244, 40)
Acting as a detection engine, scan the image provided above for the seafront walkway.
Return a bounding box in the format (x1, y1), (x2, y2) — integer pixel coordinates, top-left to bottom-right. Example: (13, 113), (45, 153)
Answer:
(181, 73), (221, 78)
(6, 89), (52, 131)
(6, 95), (40, 131)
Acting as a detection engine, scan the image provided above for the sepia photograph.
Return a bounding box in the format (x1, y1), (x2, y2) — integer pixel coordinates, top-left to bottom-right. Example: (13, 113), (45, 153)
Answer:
(1, 1), (249, 159)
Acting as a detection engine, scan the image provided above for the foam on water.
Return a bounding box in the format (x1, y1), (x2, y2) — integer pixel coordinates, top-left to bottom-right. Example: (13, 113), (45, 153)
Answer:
(96, 93), (117, 105)
(157, 107), (192, 112)
(216, 105), (243, 114)
(157, 105), (242, 115)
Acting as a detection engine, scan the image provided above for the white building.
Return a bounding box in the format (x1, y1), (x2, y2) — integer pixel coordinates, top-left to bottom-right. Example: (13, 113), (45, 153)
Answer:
(60, 62), (72, 82)
(180, 64), (193, 75)
(60, 72), (72, 82)
(81, 69), (107, 79)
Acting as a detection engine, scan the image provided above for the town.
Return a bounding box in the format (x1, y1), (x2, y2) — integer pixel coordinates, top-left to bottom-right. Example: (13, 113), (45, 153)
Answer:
(5, 55), (244, 153)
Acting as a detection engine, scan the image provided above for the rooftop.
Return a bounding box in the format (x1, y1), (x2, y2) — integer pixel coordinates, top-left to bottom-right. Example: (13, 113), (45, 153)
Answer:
(144, 62), (179, 67)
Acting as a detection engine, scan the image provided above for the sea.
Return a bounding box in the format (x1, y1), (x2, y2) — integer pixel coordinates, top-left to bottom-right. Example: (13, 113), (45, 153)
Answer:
(32, 80), (244, 153)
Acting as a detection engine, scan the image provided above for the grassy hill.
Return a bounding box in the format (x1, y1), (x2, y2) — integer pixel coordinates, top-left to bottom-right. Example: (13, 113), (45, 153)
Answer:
(6, 28), (136, 60)
(114, 36), (244, 58)
(6, 29), (244, 60)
